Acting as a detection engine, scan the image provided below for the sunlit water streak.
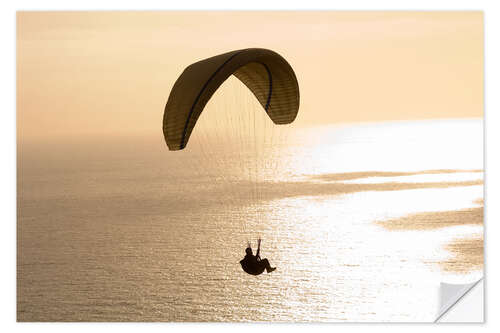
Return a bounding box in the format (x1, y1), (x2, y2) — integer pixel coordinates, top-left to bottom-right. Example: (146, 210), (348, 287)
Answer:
(17, 118), (483, 322)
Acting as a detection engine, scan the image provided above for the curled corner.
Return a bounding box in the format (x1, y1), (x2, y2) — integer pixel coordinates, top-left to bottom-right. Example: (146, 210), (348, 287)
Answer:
(435, 278), (484, 322)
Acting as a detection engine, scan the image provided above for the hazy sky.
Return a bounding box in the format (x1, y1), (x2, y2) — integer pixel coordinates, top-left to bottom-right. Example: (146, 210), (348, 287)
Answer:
(17, 11), (483, 141)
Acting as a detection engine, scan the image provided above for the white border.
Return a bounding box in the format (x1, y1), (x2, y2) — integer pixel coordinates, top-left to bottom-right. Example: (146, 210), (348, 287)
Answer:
(3, 1), (498, 332)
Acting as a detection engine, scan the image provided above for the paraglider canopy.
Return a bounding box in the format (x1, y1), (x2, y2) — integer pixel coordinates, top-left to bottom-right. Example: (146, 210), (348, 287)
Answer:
(163, 48), (300, 150)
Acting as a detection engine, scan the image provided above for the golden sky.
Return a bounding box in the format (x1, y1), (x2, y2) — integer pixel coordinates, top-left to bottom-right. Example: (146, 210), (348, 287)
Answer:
(17, 11), (483, 141)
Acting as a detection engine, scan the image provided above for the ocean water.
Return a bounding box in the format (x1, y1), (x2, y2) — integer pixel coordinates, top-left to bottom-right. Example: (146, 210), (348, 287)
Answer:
(17, 118), (483, 322)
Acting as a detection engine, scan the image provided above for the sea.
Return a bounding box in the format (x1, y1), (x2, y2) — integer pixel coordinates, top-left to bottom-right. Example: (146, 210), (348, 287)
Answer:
(17, 118), (483, 322)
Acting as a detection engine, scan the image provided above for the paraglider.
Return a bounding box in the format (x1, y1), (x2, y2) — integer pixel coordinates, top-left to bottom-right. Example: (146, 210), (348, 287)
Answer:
(162, 48), (299, 275)
(240, 239), (276, 275)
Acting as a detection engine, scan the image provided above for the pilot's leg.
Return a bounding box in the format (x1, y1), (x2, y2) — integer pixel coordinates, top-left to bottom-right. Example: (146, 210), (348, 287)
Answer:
(260, 259), (276, 273)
